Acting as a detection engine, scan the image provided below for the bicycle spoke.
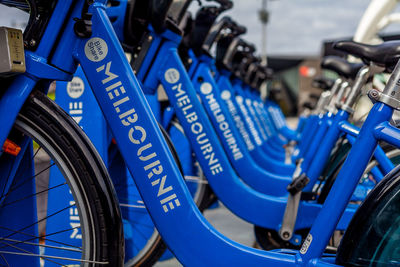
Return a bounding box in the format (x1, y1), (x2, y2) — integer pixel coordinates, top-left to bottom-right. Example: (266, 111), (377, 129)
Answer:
(31, 147), (42, 161)
(184, 175), (208, 184)
(39, 225), (82, 247)
(0, 225), (82, 251)
(131, 223), (154, 240)
(0, 253), (10, 267)
(0, 204), (74, 242)
(1, 182), (66, 208)
(2, 237), (82, 253)
(4, 162), (55, 199)
(119, 203), (146, 209)
(0, 240), (65, 266)
(0, 161), (16, 203)
(0, 250), (108, 265)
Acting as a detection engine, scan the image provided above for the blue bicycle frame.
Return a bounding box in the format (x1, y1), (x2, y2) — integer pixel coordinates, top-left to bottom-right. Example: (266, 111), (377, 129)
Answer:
(56, 12), (372, 251)
(130, 13), (390, 252)
(215, 65), (382, 189)
(4, 0), (400, 265)
(188, 54), (292, 196)
(133, 14), (354, 238)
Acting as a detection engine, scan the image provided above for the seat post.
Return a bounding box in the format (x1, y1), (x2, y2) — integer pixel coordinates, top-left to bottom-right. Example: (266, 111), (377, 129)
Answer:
(313, 91), (331, 115)
(340, 65), (370, 113)
(325, 81), (348, 114)
(321, 78), (342, 114)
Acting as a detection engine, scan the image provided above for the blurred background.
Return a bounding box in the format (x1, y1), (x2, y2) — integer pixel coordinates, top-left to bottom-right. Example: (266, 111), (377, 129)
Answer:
(2, 0), (400, 117)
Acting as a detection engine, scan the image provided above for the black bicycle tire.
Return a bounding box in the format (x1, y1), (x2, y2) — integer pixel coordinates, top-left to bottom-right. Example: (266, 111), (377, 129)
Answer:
(336, 164), (400, 266)
(14, 90), (124, 266)
(318, 141), (400, 204)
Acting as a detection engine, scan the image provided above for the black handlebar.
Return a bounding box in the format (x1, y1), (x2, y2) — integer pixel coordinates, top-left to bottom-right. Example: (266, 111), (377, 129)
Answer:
(215, 36), (257, 73)
(231, 45), (258, 78)
(124, 0), (174, 46)
(221, 17), (247, 36)
(168, 0), (194, 25)
(205, 0), (233, 12)
(189, 5), (221, 55)
(188, 0), (233, 55)
(236, 39), (256, 53)
(202, 16), (247, 53)
(235, 24), (247, 36)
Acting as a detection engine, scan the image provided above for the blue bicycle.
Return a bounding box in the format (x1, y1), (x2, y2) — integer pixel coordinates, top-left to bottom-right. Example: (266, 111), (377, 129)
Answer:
(0, 1), (125, 265)
(2, 0), (400, 266)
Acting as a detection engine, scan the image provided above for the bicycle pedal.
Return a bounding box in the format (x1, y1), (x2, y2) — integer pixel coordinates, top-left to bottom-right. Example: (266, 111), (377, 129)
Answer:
(0, 27), (25, 75)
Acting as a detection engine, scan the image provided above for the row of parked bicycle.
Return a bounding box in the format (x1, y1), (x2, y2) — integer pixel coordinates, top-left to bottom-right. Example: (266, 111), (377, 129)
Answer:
(0, 0), (400, 266)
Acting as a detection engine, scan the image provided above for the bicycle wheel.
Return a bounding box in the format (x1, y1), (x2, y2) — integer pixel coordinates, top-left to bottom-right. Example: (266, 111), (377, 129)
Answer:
(336, 164), (400, 266)
(318, 141), (400, 204)
(0, 90), (123, 266)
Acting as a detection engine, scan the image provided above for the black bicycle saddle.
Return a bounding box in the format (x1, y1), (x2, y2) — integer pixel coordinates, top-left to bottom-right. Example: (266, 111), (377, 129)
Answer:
(321, 56), (364, 80)
(334, 41), (400, 69)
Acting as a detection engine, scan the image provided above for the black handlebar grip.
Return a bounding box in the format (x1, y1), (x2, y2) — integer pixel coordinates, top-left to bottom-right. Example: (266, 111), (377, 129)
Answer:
(205, 0), (233, 11)
(235, 25), (247, 35)
(246, 43), (256, 53)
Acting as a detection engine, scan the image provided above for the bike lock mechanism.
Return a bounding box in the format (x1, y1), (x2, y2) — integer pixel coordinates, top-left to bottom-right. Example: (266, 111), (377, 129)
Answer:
(279, 158), (309, 242)
(0, 27), (25, 74)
